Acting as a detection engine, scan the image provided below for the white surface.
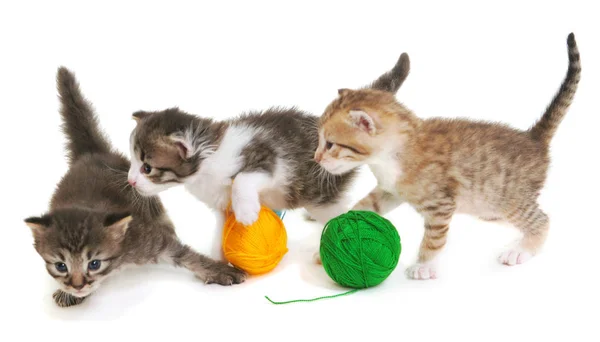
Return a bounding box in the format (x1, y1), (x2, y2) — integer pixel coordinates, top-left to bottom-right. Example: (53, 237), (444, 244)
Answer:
(1, 1), (598, 341)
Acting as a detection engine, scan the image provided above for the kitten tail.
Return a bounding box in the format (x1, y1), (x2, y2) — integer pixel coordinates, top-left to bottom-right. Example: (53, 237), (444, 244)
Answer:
(529, 33), (581, 146)
(368, 52), (410, 94)
(56, 67), (112, 163)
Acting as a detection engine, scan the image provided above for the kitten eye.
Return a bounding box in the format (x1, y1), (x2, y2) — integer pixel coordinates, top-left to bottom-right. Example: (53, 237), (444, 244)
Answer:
(88, 260), (101, 271)
(141, 163), (152, 174)
(325, 141), (334, 150)
(55, 262), (68, 273)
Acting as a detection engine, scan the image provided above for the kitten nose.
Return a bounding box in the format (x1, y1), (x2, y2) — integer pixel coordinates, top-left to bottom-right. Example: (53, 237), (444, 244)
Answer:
(314, 153), (322, 163)
(128, 179), (136, 187)
(72, 283), (85, 290)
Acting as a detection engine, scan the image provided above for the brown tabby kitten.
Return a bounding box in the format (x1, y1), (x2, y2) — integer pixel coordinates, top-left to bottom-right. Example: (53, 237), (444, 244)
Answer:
(25, 68), (246, 307)
(315, 33), (581, 280)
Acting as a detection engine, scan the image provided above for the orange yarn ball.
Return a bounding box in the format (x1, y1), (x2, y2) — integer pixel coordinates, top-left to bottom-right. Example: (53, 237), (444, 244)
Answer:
(222, 206), (288, 275)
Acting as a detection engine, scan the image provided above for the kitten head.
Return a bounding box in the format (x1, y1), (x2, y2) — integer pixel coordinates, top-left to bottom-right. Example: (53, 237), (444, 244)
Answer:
(25, 209), (132, 298)
(315, 88), (419, 174)
(127, 108), (218, 196)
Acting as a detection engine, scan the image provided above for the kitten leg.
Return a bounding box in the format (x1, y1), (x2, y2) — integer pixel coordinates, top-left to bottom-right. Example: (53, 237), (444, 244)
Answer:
(406, 202), (455, 280)
(166, 239), (247, 285)
(231, 172), (271, 226)
(52, 290), (86, 307)
(499, 204), (549, 266)
(352, 187), (405, 215)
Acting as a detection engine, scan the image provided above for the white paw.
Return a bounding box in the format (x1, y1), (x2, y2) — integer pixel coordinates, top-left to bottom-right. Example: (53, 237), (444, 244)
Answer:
(232, 197), (260, 226)
(498, 248), (533, 266)
(405, 263), (437, 280)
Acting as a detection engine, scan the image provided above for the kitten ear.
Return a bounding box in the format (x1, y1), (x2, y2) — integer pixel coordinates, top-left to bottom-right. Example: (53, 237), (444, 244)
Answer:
(24, 215), (52, 235)
(338, 88), (352, 97)
(169, 133), (194, 160)
(349, 110), (377, 135)
(104, 212), (132, 239)
(132, 111), (151, 123)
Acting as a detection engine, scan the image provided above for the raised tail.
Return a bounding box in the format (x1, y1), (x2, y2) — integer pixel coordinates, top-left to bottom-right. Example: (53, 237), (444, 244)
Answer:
(367, 52), (410, 94)
(529, 33), (581, 145)
(56, 67), (112, 163)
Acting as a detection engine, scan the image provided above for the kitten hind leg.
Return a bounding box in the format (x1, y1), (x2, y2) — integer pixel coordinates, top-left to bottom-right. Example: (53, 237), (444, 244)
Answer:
(165, 239), (247, 285)
(499, 204), (549, 266)
(53, 290), (86, 307)
(406, 201), (455, 280)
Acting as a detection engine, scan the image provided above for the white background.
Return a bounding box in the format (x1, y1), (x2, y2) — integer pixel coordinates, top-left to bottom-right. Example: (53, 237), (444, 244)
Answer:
(1, 1), (598, 341)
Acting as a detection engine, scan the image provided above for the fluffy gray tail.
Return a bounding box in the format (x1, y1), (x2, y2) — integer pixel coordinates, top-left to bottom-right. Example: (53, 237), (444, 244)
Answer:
(367, 52), (411, 93)
(56, 67), (112, 163)
(529, 33), (581, 145)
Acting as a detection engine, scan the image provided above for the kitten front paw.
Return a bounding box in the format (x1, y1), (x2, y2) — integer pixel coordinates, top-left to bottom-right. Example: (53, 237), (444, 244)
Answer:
(53, 290), (86, 307)
(202, 263), (247, 286)
(232, 197), (261, 226)
(498, 248), (533, 266)
(405, 263), (437, 280)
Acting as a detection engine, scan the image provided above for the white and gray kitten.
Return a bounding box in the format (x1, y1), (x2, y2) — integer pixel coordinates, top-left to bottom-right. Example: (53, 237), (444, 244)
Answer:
(126, 53), (410, 259)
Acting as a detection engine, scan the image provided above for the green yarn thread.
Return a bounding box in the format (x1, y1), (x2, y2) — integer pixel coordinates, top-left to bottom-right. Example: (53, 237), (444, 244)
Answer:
(265, 211), (401, 304)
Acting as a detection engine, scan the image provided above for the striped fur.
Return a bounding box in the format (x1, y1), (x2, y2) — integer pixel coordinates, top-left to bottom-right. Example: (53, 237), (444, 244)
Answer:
(316, 33), (580, 280)
(529, 33), (581, 146)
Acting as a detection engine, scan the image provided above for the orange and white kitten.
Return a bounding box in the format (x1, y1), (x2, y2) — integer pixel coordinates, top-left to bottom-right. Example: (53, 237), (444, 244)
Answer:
(315, 33), (581, 280)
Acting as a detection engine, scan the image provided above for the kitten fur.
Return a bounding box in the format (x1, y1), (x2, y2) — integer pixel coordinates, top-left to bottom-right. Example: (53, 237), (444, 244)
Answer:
(315, 33), (580, 279)
(126, 53), (410, 259)
(25, 68), (246, 308)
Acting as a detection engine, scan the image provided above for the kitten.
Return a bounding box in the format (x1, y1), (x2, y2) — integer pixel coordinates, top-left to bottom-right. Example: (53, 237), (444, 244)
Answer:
(125, 53), (410, 260)
(25, 68), (246, 307)
(315, 33), (580, 280)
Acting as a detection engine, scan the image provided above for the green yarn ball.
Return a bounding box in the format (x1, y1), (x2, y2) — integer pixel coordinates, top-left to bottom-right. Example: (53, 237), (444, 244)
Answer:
(319, 211), (401, 289)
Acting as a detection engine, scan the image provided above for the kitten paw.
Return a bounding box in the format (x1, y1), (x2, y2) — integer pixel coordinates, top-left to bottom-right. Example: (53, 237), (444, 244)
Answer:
(53, 290), (86, 307)
(232, 198), (261, 226)
(498, 248), (533, 266)
(202, 263), (247, 286)
(405, 263), (437, 280)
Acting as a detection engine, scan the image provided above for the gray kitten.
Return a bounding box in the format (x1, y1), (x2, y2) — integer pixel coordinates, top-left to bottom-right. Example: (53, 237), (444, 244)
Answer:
(25, 68), (246, 308)
(125, 53), (410, 260)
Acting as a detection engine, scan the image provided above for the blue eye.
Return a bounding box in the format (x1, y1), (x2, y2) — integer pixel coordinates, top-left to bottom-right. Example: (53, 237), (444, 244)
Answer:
(142, 163), (152, 174)
(88, 260), (101, 271)
(55, 262), (68, 273)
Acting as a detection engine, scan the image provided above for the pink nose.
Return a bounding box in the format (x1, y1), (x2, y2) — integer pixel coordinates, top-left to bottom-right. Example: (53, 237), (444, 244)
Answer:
(128, 179), (136, 187)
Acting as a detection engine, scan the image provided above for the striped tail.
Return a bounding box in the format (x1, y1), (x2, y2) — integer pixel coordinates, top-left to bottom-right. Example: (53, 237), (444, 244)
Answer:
(529, 33), (581, 145)
(56, 67), (112, 164)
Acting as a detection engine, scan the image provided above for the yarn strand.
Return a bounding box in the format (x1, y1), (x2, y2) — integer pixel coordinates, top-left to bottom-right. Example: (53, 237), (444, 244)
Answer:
(264, 289), (359, 305)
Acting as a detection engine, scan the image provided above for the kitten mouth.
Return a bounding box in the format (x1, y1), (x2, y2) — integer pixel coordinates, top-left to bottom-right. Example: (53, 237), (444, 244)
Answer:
(133, 187), (152, 197)
(66, 288), (93, 298)
(322, 164), (344, 174)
